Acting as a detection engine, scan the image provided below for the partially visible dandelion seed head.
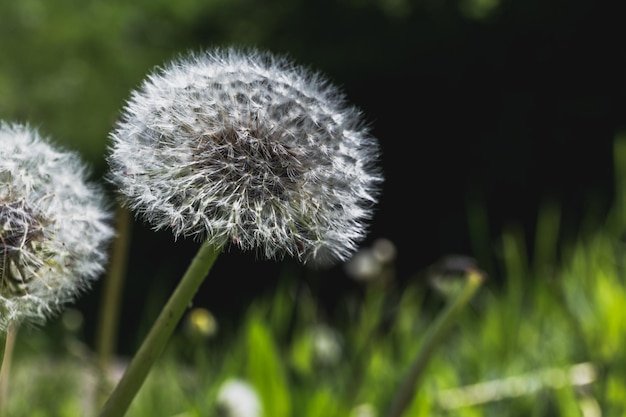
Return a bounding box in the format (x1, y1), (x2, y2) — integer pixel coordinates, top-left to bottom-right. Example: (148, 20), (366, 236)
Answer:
(344, 248), (384, 281)
(215, 378), (261, 417)
(0, 122), (113, 331)
(350, 403), (378, 417)
(345, 237), (396, 282)
(309, 323), (343, 367)
(107, 46), (383, 265)
(371, 237), (396, 264)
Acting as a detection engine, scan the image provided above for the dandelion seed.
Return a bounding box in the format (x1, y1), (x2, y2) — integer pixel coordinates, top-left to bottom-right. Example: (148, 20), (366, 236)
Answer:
(107, 47), (383, 264)
(0, 122), (113, 331)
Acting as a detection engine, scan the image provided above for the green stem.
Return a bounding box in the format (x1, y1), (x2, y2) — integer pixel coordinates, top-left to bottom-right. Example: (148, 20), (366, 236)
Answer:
(385, 270), (484, 417)
(96, 205), (132, 404)
(0, 332), (6, 417)
(0, 333), (5, 375)
(0, 327), (16, 417)
(98, 241), (221, 417)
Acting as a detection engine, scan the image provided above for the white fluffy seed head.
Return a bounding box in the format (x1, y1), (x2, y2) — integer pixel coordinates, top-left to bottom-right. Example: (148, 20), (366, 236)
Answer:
(107, 47), (383, 265)
(0, 122), (114, 331)
(216, 378), (262, 417)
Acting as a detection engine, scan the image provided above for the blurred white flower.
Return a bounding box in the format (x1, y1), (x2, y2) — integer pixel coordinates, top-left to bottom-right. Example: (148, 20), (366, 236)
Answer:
(350, 403), (377, 417)
(371, 238), (396, 264)
(216, 378), (261, 417)
(310, 323), (343, 367)
(0, 122), (113, 331)
(107, 47), (382, 265)
(344, 237), (396, 282)
(344, 248), (383, 281)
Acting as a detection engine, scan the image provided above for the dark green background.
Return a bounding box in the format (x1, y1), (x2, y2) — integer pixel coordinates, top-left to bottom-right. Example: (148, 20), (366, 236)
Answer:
(2, 0), (624, 352)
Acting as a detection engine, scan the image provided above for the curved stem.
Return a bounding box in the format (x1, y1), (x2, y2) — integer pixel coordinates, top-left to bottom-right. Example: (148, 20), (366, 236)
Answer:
(98, 241), (221, 417)
(385, 270), (484, 417)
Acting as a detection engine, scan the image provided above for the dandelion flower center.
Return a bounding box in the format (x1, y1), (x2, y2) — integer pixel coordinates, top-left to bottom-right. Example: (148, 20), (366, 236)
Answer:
(0, 199), (48, 297)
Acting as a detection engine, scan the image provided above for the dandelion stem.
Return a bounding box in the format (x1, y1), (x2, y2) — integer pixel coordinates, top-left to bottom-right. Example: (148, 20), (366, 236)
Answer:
(384, 270), (484, 417)
(0, 327), (16, 417)
(98, 241), (221, 417)
(0, 334), (5, 378)
(0, 332), (6, 416)
(95, 205), (132, 407)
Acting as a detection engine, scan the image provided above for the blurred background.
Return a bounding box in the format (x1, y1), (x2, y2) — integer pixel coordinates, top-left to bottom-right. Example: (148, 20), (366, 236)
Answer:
(1, 0), (625, 355)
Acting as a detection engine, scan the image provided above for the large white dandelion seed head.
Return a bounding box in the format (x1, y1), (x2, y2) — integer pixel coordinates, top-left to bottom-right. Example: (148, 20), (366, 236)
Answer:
(0, 122), (114, 331)
(107, 47), (383, 265)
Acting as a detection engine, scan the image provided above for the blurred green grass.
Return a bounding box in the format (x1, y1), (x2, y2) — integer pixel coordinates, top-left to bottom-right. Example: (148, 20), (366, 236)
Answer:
(5, 136), (626, 416)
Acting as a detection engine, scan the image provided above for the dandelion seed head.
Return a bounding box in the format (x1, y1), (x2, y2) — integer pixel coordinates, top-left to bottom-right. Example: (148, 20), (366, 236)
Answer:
(108, 47), (383, 265)
(309, 323), (343, 367)
(344, 247), (383, 281)
(0, 122), (113, 331)
(350, 403), (378, 417)
(216, 378), (261, 417)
